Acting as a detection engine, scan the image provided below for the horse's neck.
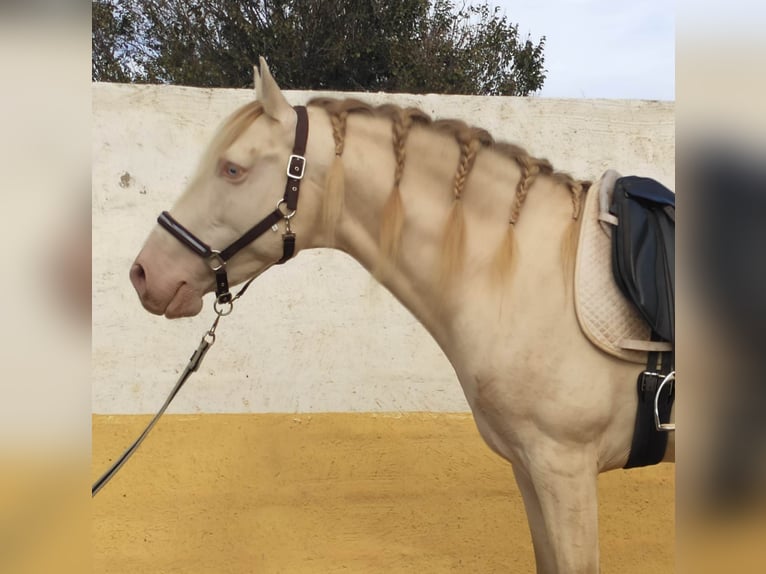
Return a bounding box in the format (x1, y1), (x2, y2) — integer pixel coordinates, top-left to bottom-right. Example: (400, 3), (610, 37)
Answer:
(306, 110), (576, 356)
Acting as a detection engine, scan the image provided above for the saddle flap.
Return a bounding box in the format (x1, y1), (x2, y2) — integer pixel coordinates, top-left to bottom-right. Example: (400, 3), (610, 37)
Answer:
(610, 176), (675, 343)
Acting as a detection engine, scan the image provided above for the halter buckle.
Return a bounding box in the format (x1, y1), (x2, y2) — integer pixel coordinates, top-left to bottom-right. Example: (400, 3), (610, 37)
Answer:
(287, 154), (306, 179)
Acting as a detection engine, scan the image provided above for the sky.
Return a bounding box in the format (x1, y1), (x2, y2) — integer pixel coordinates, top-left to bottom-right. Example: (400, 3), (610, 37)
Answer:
(493, 0), (675, 100)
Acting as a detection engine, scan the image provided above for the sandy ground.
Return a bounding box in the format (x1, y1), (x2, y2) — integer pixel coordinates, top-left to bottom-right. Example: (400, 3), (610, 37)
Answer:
(92, 413), (673, 573)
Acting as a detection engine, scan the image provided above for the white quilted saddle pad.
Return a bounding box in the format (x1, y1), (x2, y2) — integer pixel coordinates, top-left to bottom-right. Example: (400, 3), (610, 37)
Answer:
(574, 170), (650, 363)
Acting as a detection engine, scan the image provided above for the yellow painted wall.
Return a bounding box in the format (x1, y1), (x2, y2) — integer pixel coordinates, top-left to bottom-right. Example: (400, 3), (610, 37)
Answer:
(93, 413), (674, 573)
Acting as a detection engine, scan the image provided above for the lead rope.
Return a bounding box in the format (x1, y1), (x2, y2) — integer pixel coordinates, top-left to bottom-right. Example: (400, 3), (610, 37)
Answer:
(92, 278), (255, 497)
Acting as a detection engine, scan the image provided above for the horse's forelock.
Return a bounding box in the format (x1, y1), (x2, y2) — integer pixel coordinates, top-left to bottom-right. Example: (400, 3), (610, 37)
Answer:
(194, 101), (266, 181)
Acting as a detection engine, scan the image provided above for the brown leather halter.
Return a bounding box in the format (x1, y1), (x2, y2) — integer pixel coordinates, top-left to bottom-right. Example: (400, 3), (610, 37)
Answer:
(157, 105), (309, 307)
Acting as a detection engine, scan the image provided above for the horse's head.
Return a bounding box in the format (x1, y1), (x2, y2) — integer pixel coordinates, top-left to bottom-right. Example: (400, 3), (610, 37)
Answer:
(130, 58), (321, 318)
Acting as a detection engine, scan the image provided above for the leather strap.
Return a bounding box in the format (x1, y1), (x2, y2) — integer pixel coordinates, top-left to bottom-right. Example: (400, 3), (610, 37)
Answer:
(284, 106), (308, 211)
(620, 338), (673, 352)
(278, 232), (296, 264)
(92, 330), (214, 496)
(157, 211), (213, 258)
(215, 269), (232, 303)
(218, 210), (284, 261)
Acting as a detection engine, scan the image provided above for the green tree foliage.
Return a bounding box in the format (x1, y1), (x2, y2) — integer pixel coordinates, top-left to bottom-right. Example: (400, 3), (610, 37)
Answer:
(92, 0), (547, 96)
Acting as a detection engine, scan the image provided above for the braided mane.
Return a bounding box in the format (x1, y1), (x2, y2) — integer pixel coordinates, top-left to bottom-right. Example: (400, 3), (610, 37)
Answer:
(307, 97), (589, 284)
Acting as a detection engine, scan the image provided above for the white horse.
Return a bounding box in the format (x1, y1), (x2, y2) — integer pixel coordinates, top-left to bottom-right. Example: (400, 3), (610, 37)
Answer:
(130, 58), (673, 573)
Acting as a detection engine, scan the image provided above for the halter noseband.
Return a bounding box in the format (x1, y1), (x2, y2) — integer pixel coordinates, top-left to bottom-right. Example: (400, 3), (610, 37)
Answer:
(157, 105), (309, 306)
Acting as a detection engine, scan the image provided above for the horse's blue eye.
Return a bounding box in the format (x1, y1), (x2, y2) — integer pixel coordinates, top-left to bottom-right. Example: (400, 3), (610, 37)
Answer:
(222, 162), (246, 181)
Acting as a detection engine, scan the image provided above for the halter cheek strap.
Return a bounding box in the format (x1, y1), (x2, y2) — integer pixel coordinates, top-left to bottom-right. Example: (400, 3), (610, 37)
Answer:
(157, 105), (309, 305)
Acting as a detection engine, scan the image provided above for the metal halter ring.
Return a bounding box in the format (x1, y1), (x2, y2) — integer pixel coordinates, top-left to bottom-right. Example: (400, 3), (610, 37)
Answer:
(213, 299), (233, 317)
(207, 250), (226, 271)
(276, 199), (297, 219)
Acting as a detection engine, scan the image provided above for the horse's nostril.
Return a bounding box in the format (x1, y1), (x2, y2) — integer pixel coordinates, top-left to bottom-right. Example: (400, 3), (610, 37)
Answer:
(129, 263), (147, 293)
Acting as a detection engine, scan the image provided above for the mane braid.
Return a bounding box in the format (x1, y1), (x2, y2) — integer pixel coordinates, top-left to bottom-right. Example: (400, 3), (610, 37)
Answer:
(440, 128), (482, 287)
(379, 108), (416, 266)
(304, 97), (589, 285)
(307, 98), (379, 244)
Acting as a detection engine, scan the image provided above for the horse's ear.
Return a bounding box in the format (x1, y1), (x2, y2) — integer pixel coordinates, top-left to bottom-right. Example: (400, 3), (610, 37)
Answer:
(254, 56), (293, 124)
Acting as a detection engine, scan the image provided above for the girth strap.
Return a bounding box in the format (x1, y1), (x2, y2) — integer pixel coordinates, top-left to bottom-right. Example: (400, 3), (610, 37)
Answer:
(624, 334), (675, 468)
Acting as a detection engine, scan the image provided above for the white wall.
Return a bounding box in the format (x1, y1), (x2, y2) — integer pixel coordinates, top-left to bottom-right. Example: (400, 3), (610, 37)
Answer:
(92, 84), (674, 414)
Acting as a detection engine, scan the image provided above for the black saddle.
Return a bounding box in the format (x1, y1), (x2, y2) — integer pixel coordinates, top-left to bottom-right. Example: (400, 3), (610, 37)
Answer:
(610, 176), (675, 344)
